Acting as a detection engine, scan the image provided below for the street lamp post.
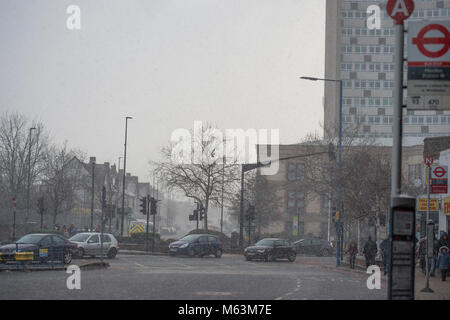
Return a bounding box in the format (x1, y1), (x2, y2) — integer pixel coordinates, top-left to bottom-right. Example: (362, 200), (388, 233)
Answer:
(300, 76), (343, 267)
(116, 156), (122, 232)
(26, 127), (36, 223)
(90, 159), (95, 231)
(121, 117), (132, 236)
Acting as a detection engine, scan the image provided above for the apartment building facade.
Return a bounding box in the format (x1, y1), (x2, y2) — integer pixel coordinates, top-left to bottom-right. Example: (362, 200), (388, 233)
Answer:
(325, 0), (450, 145)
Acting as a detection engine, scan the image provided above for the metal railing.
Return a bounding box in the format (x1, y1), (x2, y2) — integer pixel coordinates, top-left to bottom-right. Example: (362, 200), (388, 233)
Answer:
(0, 244), (66, 271)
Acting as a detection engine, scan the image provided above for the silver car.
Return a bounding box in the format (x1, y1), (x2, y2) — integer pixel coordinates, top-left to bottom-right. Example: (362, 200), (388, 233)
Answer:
(69, 233), (119, 259)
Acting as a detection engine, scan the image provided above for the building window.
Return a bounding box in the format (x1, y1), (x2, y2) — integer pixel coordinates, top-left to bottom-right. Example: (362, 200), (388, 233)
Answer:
(288, 163), (304, 181)
(287, 191), (305, 211)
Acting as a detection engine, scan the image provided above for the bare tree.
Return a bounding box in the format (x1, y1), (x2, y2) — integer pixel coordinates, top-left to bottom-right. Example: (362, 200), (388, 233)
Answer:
(0, 112), (48, 220)
(41, 142), (83, 226)
(228, 171), (282, 236)
(298, 125), (391, 249)
(152, 123), (240, 230)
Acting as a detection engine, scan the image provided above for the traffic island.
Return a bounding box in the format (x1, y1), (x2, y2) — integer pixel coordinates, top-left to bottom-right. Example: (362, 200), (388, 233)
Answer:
(0, 260), (109, 272)
(76, 260), (110, 270)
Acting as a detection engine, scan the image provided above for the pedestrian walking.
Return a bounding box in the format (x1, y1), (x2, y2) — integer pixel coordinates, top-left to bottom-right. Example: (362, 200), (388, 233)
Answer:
(347, 242), (358, 269)
(363, 236), (377, 268)
(380, 238), (391, 275)
(437, 232), (450, 249)
(418, 238), (426, 274)
(437, 232), (450, 276)
(436, 246), (450, 282)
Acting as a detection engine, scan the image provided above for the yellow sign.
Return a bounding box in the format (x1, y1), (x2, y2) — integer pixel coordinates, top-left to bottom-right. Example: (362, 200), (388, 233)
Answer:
(444, 198), (450, 216)
(418, 198), (438, 211)
(15, 252), (34, 261)
(129, 224), (145, 234)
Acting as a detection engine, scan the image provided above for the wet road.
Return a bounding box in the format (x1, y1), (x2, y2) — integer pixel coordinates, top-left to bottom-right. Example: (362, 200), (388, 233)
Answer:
(0, 254), (386, 300)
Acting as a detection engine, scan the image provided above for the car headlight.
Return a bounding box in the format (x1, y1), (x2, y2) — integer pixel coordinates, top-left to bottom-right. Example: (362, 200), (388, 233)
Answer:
(179, 243), (189, 248)
(257, 249), (266, 253)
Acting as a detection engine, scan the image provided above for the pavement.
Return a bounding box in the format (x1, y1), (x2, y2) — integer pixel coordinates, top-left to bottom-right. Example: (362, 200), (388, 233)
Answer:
(0, 253), (386, 300)
(337, 254), (450, 300)
(414, 268), (450, 300)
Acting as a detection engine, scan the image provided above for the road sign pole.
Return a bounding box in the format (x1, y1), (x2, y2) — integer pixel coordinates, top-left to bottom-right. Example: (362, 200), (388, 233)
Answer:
(391, 22), (404, 202)
(387, 0), (415, 300)
(152, 210), (156, 253)
(388, 21), (405, 300)
(239, 167), (244, 249)
(146, 195), (150, 252)
(421, 165), (434, 292)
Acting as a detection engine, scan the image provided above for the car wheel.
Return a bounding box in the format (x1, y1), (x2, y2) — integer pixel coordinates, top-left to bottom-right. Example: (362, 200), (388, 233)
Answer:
(215, 249), (222, 258)
(245, 255), (252, 261)
(107, 248), (117, 259)
(187, 247), (195, 257)
(64, 250), (73, 264)
(77, 248), (84, 258)
(288, 252), (296, 262)
(321, 249), (330, 257)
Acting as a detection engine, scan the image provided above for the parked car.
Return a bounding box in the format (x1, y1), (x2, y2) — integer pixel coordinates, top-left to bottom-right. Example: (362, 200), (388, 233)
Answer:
(0, 233), (77, 264)
(160, 226), (177, 236)
(244, 238), (296, 262)
(293, 238), (334, 256)
(69, 232), (119, 259)
(168, 234), (222, 258)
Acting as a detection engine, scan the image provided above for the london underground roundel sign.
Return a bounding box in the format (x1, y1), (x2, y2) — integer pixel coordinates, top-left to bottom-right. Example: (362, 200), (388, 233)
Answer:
(387, 0), (415, 25)
(412, 24), (450, 59)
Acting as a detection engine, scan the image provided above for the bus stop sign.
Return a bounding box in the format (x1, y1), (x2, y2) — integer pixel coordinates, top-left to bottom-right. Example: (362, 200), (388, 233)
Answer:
(387, 0), (414, 25)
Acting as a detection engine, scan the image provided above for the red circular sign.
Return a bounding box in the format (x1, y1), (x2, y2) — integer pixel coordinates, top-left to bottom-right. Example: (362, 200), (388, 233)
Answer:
(424, 156), (434, 167)
(12, 198), (16, 206)
(386, 0), (415, 25)
(412, 24), (450, 58)
(433, 166), (447, 178)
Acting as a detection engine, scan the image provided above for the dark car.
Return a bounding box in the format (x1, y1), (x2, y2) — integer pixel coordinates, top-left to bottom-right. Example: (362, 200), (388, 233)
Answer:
(293, 238), (334, 256)
(168, 234), (222, 258)
(244, 238), (296, 262)
(0, 233), (77, 264)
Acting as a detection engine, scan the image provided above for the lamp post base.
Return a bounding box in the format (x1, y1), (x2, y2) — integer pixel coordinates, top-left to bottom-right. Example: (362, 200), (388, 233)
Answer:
(420, 287), (434, 293)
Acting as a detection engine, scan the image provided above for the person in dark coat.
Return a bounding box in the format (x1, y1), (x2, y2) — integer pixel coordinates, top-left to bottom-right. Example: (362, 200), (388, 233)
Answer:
(437, 233), (450, 252)
(418, 238), (426, 274)
(437, 233), (450, 275)
(380, 238), (391, 275)
(436, 246), (450, 281)
(347, 242), (358, 269)
(363, 236), (377, 268)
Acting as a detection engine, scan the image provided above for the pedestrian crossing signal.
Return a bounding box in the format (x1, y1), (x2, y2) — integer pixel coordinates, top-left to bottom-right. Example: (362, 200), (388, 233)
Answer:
(139, 196), (147, 215)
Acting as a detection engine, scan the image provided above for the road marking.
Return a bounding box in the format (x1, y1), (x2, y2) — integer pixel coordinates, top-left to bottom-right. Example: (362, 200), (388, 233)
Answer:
(193, 291), (234, 296)
(275, 278), (301, 300)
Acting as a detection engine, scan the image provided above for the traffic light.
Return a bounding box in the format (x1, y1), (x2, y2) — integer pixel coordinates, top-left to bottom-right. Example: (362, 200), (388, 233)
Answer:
(139, 196), (147, 215)
(328, 142), (336, 161)
(199, 205), (205, 221)
(189, 209), (199, 221)
(150, 197), (157, 215)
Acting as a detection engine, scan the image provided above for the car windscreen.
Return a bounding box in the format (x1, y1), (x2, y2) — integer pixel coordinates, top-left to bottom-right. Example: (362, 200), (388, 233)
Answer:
(179, 234), (200, 242)
(255, 239), (275, 247)
(16, 234), (44, 244)
(69, 233), (90, 242)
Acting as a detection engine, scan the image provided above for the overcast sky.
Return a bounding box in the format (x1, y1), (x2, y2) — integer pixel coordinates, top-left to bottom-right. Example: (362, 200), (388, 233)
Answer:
(0, 0), (326, 181)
